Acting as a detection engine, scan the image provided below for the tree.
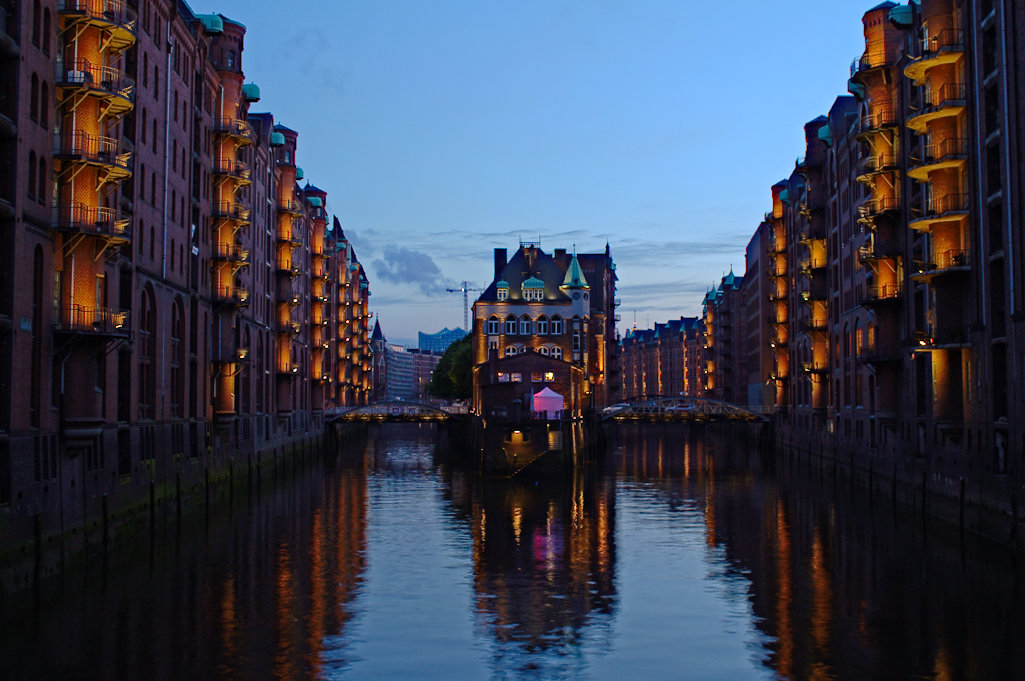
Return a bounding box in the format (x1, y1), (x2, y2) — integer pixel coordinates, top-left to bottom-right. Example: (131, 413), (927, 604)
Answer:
(427, 334), (471, 400)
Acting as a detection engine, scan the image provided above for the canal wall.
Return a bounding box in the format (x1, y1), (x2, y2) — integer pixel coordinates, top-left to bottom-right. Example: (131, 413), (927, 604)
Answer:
(0, 420), (367, 600)
(772, 421), (1025, 547)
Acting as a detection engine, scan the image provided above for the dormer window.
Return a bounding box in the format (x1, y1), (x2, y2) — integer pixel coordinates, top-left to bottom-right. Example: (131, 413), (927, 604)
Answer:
(522, 276), (544, 301)
(496, 280), (509, 301)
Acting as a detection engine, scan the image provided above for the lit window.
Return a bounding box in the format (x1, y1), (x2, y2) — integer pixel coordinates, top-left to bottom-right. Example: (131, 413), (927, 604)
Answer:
(544, 371), (555, 381)
(511, 373), (522, 382)
(498, 372), (510, 383)
(531, 372), (543, 382)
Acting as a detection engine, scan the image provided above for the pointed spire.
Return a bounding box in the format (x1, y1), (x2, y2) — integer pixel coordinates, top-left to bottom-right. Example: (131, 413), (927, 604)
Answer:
(561, 253), (589, 289)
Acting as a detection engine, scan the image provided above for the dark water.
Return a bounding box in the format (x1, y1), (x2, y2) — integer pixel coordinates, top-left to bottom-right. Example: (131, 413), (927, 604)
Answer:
(3, 423), (1024, 680)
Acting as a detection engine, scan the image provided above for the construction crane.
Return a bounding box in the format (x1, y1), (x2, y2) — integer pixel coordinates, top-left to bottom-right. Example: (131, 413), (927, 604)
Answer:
(446, 281), (483, 332)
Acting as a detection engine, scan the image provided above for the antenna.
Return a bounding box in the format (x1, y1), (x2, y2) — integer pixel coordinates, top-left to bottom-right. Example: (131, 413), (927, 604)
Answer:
(445, 281), (483, 331)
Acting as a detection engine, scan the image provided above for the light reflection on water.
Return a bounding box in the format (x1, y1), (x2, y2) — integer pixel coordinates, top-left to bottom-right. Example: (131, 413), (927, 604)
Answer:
(2, 423), (1024, 680)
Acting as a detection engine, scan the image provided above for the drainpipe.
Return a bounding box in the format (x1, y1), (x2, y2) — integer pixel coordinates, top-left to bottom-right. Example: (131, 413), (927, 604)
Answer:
(161, 25), (173, 407)
(1000, 2), (1014, 312)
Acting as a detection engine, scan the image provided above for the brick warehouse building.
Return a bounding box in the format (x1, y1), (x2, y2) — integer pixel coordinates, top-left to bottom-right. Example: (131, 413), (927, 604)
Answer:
(623, 0), (1025, 538)
(0, 0), (371, 583)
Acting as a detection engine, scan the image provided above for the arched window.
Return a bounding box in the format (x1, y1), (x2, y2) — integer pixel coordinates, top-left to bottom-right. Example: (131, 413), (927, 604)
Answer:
(30, 74), (38, 121)
(27, 151), (36, 199)
(170, 298), (185, 417)
(504, 315), (516, 335)
(551, 346), (563, 360)
(550, 315), (564, 335)
(40, 82), (48, 128)
(519, 314), (531, 335)
(538, 346), (550, 356)
(505, 345), (517, 357)
(486, 315), (499, 335)
(138, 287), (157, 419)
(31, 0), (40, 46)
(42, 9), (51, 54)
(37, 158), (46, 204)
(536, 315), (548, 335)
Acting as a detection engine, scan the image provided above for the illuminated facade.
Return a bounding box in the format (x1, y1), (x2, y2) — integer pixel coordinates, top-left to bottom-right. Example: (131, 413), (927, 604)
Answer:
(0, 1), (368, 567)
(472, 241), (618, 417)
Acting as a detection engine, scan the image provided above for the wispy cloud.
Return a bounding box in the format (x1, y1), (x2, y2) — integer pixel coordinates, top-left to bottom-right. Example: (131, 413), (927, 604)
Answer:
(370, 245), (455, 296)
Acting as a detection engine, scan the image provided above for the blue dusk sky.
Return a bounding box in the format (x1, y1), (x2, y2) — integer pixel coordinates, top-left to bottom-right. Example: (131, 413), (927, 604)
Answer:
(204, 0), (869, 346)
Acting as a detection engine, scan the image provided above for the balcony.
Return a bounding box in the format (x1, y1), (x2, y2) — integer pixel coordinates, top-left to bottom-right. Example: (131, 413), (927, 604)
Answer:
(801, 362), (829, 374)
(212, 201), (251, 223)
(213, 117), (255, 145)
(849, 52), (889, 82)
(54, 130), (132, 182)
(212, 346), (249, 365)
(798, 256), (826, 276)
(857, 236), (901, 264)
(860, 283), (902, 307)
(211, 242), (250, 265)
(856, 152), (898, 184)
(907, 137), (967, 181)
(53, 305), (130, 337)
(859, 344), (903, 365)
(800, 319), (828, 334)
(57, 0), (137, 52)
(213, 285), (249, 307)
(913, 326), (970, 350)
(212, 157), (252, 185)
(909, 193), (968, 232)
(55, 58), (134, 117)
(856, 196), (900, 224)
(276, 259), (302, 277)
(278, 198), (303, 216)
(798, 224), (826, 244)
(856, 108), (897, 141)
(906, 82), (967, 132)
(277, 229), (302, 246)
(52, 202), (130, 243)
(911, 248), (970, 282)
(904, 29), (965, 85)
(277, 361), (299, 376)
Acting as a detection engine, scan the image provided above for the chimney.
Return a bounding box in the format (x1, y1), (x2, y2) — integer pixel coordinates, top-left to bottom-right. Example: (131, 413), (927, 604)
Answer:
(494, 248), (507, 278)
(554, 248), (566, 266)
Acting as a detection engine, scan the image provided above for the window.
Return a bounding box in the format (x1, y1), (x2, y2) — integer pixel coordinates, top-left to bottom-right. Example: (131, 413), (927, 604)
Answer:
(519, 315), (531, 335)
(539, 346), (549, 356)
(486, 315), (499, 335)
(551, 346), (562, 360)
(40, 82), (48, 128)
(544, 371), (555, 382)
(505, 346), (518, 357)
(498, 372), (510, 383)
(42, 9), (50, 55)
(504, 315), (516, 334)
(524, 286), (543, 301)
(31, 0), (40, 46)
(37, 159), (46, 204)
(531, 372), (543, 382)
(536, 316), (548, 334)
(551, 316), (564, 335)
(30, 74), (38, 121)
(497, 287), (508, 301)
(27, 152), (36, 200)
(510, 373), (522, 382)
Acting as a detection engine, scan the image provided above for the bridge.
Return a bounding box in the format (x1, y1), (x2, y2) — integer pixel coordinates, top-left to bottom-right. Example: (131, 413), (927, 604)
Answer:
(600, 396), (767, 423)
(326, 400), (457, 423)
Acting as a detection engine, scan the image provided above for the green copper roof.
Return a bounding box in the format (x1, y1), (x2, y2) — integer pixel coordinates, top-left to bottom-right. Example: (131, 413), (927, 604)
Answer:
(196, 14), (224, 33)
(779, 188), (790, 204)
(270, 131), (285, 146)
(888, 4), (913, 28)
(561, 253), (590, 289)
(308, 197), (323, 207)
(295, 167), (304, 181)
(496, 279), (509, 288)
(847, 79), (866, 101)
(241, 82), (260, 102)
(817, 124), (833, 147)
(522, 276), (545, 289)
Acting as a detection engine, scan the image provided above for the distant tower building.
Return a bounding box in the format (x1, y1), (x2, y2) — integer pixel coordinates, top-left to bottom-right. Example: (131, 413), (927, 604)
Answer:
(418, 327), (467, 353)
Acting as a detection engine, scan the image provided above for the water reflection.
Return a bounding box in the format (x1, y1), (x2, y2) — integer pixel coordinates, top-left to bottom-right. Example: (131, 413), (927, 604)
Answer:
(2, 423), (1024, 680)
(443, 470), (616, 678)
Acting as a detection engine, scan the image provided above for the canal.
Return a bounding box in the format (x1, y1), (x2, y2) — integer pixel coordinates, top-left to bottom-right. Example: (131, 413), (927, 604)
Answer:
(2, 423), (1023, 680)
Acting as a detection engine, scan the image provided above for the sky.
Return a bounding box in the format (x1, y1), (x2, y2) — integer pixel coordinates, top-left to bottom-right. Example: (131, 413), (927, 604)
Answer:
(204, 0), (869, 347)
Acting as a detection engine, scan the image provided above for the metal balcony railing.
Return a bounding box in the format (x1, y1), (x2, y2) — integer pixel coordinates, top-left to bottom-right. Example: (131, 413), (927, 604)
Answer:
(213, 157), (251, 181)
(55, 130), (132, 172)
(213, 117), (255, 143)
(52, 202), (130, 239)
(212, 242), (250, 262)
(55, 58), (135, 103)
(54, 305), (130, 335)
(57, 0), (137, 35)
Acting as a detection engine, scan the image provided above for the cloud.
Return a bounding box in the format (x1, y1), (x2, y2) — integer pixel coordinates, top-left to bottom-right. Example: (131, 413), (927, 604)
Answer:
(370, 245), (454, 296)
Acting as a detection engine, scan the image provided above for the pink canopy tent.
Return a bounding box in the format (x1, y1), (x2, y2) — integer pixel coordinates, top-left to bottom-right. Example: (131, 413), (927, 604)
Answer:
(532, 387), (564, 419)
